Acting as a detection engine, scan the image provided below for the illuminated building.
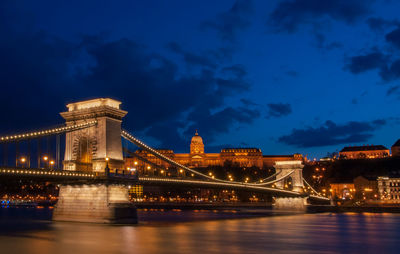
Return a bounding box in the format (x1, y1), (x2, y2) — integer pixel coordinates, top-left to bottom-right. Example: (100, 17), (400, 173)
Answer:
(339, 145), (389, 159)
(353, 176), (378, 200)
(392, 139), (400, 157)
(329, 182), (355, 199)
(330, 177), (378, 201)
(125, 131), (301, 169)
(378, 176), (400, 203)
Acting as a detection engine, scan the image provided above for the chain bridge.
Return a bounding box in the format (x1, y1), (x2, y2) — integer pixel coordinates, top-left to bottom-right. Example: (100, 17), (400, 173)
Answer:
(0, 98), (329, 223)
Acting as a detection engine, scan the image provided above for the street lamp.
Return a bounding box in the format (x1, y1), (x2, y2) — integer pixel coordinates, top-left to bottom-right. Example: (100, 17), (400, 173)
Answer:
(19, 157), (26, 168)
(50, 160), (55, 170)
(105, 157), (110, 175)
(41, 155), (49, 169)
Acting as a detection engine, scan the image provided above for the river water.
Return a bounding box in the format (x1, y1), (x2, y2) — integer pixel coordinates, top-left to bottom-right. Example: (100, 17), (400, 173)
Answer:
(0, 208), (399, 253)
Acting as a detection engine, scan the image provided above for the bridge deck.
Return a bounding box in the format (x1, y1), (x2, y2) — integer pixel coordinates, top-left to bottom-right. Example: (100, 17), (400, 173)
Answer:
(0, 168), (330, 201)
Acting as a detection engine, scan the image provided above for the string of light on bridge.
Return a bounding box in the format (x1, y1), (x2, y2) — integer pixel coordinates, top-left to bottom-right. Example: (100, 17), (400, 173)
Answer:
(0, 168), (95, 178)
(138, 176), (305, 196)
(0, 120), (98, 142)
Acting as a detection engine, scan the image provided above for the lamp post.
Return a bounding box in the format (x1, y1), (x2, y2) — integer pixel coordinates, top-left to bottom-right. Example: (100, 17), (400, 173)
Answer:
(19, 157), (26, 168)
(50, 160), (55, 170)
(105, 157), (110, 176)
(43, 155), (48, 169)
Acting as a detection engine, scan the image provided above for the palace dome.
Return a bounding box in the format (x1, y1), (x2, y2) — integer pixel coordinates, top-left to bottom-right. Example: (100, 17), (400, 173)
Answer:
(191, 130), (203, 144)
(190, 130), (204, 154)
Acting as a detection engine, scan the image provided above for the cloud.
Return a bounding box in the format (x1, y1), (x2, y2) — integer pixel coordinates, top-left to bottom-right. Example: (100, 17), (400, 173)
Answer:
(285, 70), (299, 77)
(268, 0), (373, 33)
(278, 119), (386, 148)
(266, 103), (292, 118)
(344, 50), (388, 74)
(184, 106), (261, 143)
(380, 59), (400, 81)
(366, 17), (399, 32)
(201, 0), (253, 42)
(0, 6), (257, 151)
(240, 98), (259, 106)
(386, 26), (400, 49)
(387, 85), (400, 97)
(345, 29), (400, 85)
(313, 32), (343, 50)
(166, 42), (217, 69)
(81, 39), (255, 148)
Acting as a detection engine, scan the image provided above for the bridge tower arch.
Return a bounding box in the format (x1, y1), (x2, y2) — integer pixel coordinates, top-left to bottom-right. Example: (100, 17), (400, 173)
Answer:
(274, 160), (304, 192)
(273, 160), (307, 211)
(60, 98), (127, 172)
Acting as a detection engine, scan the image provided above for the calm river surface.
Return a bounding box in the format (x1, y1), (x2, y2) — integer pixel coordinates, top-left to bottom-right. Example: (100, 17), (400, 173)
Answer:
(1, 208), (400, 254)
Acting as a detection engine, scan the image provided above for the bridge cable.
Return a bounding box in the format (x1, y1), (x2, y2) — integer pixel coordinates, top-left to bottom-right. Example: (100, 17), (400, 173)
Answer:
(303, 178), (325, 197)
(0, 120), (98, 143)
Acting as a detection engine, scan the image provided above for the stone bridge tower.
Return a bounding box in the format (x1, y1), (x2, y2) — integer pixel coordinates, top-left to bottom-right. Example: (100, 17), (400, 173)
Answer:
(274, 160), (304, 192)
(273, 160), (306, 211)
(60, 98), (127, 172)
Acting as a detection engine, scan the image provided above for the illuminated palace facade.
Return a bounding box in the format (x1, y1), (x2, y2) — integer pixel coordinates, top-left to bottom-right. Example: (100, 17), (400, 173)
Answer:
(126, 131), (302, 169)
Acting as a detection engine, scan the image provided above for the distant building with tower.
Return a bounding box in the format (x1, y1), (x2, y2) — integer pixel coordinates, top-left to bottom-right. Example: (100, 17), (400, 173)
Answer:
(126, 131), (302, 169)
(392, 139), (400, 157)
(339, 145), (389, 159)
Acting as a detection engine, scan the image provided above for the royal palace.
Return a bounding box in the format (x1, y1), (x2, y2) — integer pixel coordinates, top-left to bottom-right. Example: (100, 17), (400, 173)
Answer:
(125, 131), (302, 170)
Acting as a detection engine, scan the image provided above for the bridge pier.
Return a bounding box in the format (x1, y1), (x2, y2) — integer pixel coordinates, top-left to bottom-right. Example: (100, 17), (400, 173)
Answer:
(53, 184), (137, 224)
(273, 197), (308, 212)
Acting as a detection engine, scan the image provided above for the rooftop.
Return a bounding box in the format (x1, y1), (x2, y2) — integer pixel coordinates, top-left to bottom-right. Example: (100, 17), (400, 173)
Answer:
(66, 98), (121, 112)
(221, 148), (262, 152)
(340, 145), (388, 152)
(393, 139), (400, 147)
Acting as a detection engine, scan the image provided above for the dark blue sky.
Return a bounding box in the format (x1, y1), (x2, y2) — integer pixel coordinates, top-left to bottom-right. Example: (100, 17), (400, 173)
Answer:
(1, 0), (400, 158)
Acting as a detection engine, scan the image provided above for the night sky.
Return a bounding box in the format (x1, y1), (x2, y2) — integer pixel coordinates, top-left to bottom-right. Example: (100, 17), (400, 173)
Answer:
(1, 0), (400, 158)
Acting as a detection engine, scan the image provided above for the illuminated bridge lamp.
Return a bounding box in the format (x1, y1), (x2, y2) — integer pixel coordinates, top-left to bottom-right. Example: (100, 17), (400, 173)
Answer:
(20, 157), (26, 163)
(134, 161), (138, 166)
(43, 156), (48, 161)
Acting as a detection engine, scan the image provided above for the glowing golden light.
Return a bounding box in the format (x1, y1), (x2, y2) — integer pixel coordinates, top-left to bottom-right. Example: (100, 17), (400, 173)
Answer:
(43, 156), (48, 161)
